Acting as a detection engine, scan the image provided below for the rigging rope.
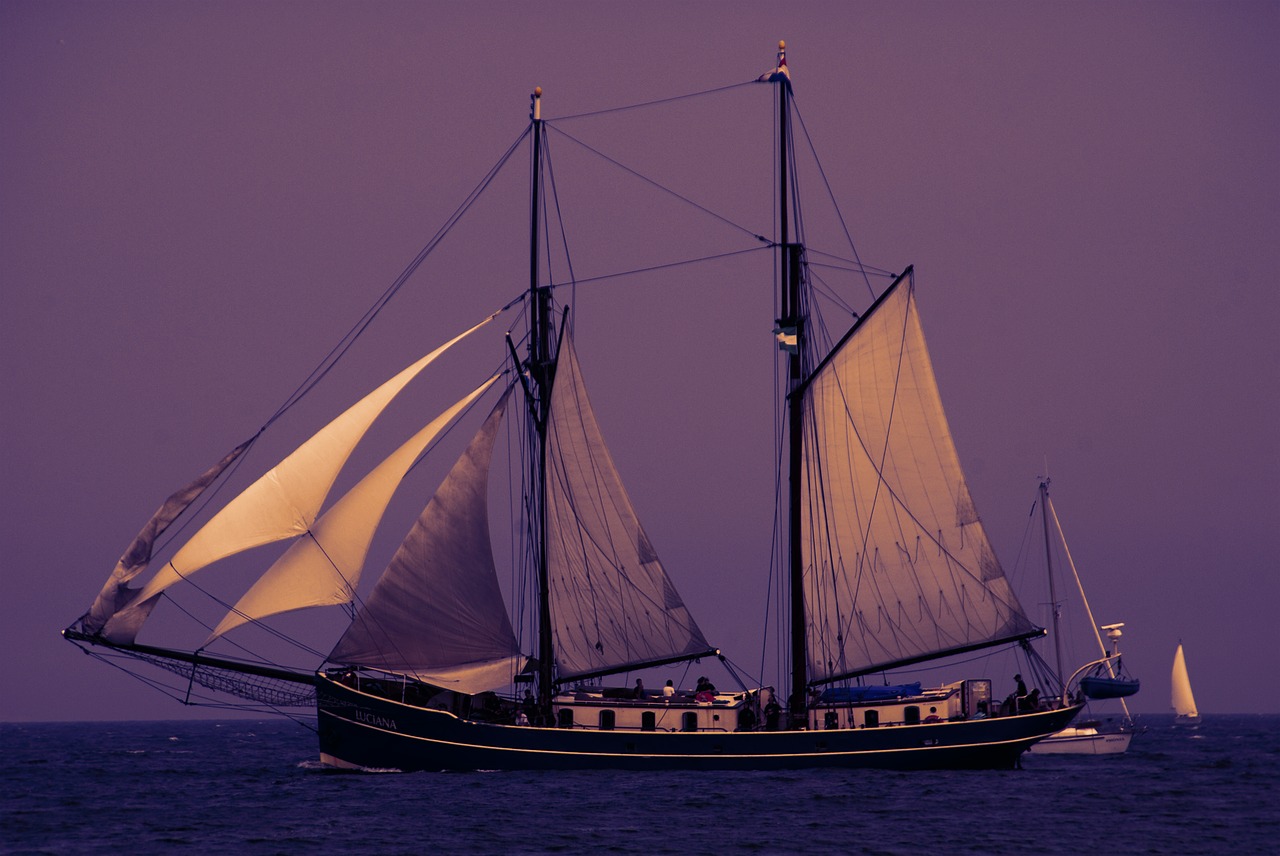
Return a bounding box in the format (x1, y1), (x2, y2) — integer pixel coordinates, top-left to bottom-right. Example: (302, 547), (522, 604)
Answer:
(268, 126), (531, 429)
(542, 132), (580, 332)
(544, 246), (771, 291)
(791, 98), (878, 301)
(145, 132), (532, 564)
(547, 125), (770, 245)
(549, 80), (758, 121)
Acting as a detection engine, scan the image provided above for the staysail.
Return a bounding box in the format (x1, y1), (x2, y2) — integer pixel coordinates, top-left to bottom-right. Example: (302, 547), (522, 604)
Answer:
(544, 336), (715, 681)
(204, 374), (502, 643)
(98, 315), (496, 643)
(799, 269), (1039, 684)
(328, 386), (526, 694)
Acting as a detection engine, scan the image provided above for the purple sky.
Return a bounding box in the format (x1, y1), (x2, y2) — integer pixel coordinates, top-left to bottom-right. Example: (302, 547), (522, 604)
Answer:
(4, 0), (1277, 721)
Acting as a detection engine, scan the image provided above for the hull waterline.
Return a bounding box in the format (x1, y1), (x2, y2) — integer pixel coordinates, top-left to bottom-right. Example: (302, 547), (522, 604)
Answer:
(316, 677), (1082, 772)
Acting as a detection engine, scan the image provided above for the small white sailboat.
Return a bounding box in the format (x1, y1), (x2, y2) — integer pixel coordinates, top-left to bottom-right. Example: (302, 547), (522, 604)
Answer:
(1025, 480), (1140, 756)
(1027, 622), (1137, 755)
(1171, 642), (1201, 726)
(1029, 720), (1134, 755)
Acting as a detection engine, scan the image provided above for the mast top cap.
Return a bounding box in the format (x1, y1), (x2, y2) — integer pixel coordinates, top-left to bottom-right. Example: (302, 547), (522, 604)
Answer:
(778, 40), (785, 50)
(533, 86), (542, 97)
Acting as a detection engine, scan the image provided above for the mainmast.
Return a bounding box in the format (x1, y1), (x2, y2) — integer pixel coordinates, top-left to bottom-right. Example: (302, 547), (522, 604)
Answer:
(528, 87), (555, 716)
(770, 41), (808, 725)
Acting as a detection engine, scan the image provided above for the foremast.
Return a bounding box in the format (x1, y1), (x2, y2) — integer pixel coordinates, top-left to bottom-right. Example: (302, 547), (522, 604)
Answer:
(526, 86), (557, 721)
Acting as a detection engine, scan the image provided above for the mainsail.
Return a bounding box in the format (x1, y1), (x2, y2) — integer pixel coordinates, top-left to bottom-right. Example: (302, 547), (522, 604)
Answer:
(329, 386), (526, 694)
(799, 270), (1039, 684)
(1171, 643), (1199, 718)
(545, 336), (715, 681)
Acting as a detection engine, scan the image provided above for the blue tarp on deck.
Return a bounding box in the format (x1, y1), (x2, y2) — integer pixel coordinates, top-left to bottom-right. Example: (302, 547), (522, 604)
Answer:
(817, 683), (922, 704)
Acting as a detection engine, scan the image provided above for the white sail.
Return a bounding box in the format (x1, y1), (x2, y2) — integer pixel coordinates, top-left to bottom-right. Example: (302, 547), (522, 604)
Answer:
(328, 387), (526, 695)
(1171, 643), (1199, 718)
(100, 316), (494, 643)
(800, 271), (1038, 683)
(545, 336), (714, 680)
(204, 375), (501, 643)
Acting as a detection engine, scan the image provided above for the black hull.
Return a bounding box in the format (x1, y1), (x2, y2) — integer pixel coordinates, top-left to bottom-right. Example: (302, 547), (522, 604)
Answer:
(316, 677), (1081, 772)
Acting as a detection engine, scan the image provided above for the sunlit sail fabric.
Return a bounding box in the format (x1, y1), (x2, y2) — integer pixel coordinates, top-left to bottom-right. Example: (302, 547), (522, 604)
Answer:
(800, 272), (1038, 683)
(545, 337), (714, 681)
(1171, 643), (1198, 718)
(328, 387), (525, 695)
(100, 316), (495, 643)
(205, 375), (501, 644)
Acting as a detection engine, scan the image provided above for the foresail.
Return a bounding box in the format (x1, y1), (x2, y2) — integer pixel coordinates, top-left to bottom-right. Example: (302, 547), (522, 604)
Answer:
(800, 271), (1038, 684)
(100, 315), (495, 643)
(81, 440), (253, 636)
(204, 374), (502, 644)
(328, 386), (526, 695)
(546, 336), (714, 681)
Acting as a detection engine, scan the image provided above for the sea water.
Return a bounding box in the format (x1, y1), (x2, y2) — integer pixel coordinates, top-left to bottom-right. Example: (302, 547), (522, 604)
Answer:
(3, 715), (1277, 854)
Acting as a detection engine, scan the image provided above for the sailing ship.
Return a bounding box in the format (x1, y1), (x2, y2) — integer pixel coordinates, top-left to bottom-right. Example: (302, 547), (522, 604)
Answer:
(1023, 480), (1141, 756)
(63, 45), (1082, 771)
(1171, 642), (1201, 726)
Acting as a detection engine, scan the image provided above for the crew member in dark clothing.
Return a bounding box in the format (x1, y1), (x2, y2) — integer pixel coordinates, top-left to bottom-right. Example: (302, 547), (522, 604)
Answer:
(764, 698), (782, 731)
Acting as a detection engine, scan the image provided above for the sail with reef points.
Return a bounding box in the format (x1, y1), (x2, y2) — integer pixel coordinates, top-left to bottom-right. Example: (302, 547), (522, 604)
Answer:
(800, 271), (1039, 684)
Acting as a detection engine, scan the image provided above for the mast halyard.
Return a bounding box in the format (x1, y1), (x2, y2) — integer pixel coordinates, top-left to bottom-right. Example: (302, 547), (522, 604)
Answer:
(772, 41), (809, 726)
(527, 86), (556, 718)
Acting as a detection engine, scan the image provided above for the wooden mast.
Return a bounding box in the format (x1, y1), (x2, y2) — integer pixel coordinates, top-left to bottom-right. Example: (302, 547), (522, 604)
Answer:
(771, 42), (808, 727)
(528, 87), (555, 719)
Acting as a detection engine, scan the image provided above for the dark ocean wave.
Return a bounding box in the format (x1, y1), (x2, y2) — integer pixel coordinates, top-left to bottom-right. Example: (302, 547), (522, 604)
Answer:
(2, 715), (1277, 855)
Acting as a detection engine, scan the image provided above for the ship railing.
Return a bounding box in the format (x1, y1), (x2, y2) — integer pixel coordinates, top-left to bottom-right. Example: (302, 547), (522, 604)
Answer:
(1061, 653), (1122, 705)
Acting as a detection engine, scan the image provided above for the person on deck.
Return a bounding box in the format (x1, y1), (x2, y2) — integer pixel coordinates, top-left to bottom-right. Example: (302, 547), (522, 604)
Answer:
(1014, 674), (1030, 712)
(764, 698), (782, 731)
(522, 690), (538, 725)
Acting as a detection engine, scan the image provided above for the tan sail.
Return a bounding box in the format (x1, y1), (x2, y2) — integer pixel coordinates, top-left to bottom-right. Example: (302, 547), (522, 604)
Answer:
(1171, 643), (1200, 721)
(329, 387), (525, 694)
(205, 375), (501, 643)
(800, 271), (1038, 683)
(544, 336), (714, 680)
(100, 315), (495, 642)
